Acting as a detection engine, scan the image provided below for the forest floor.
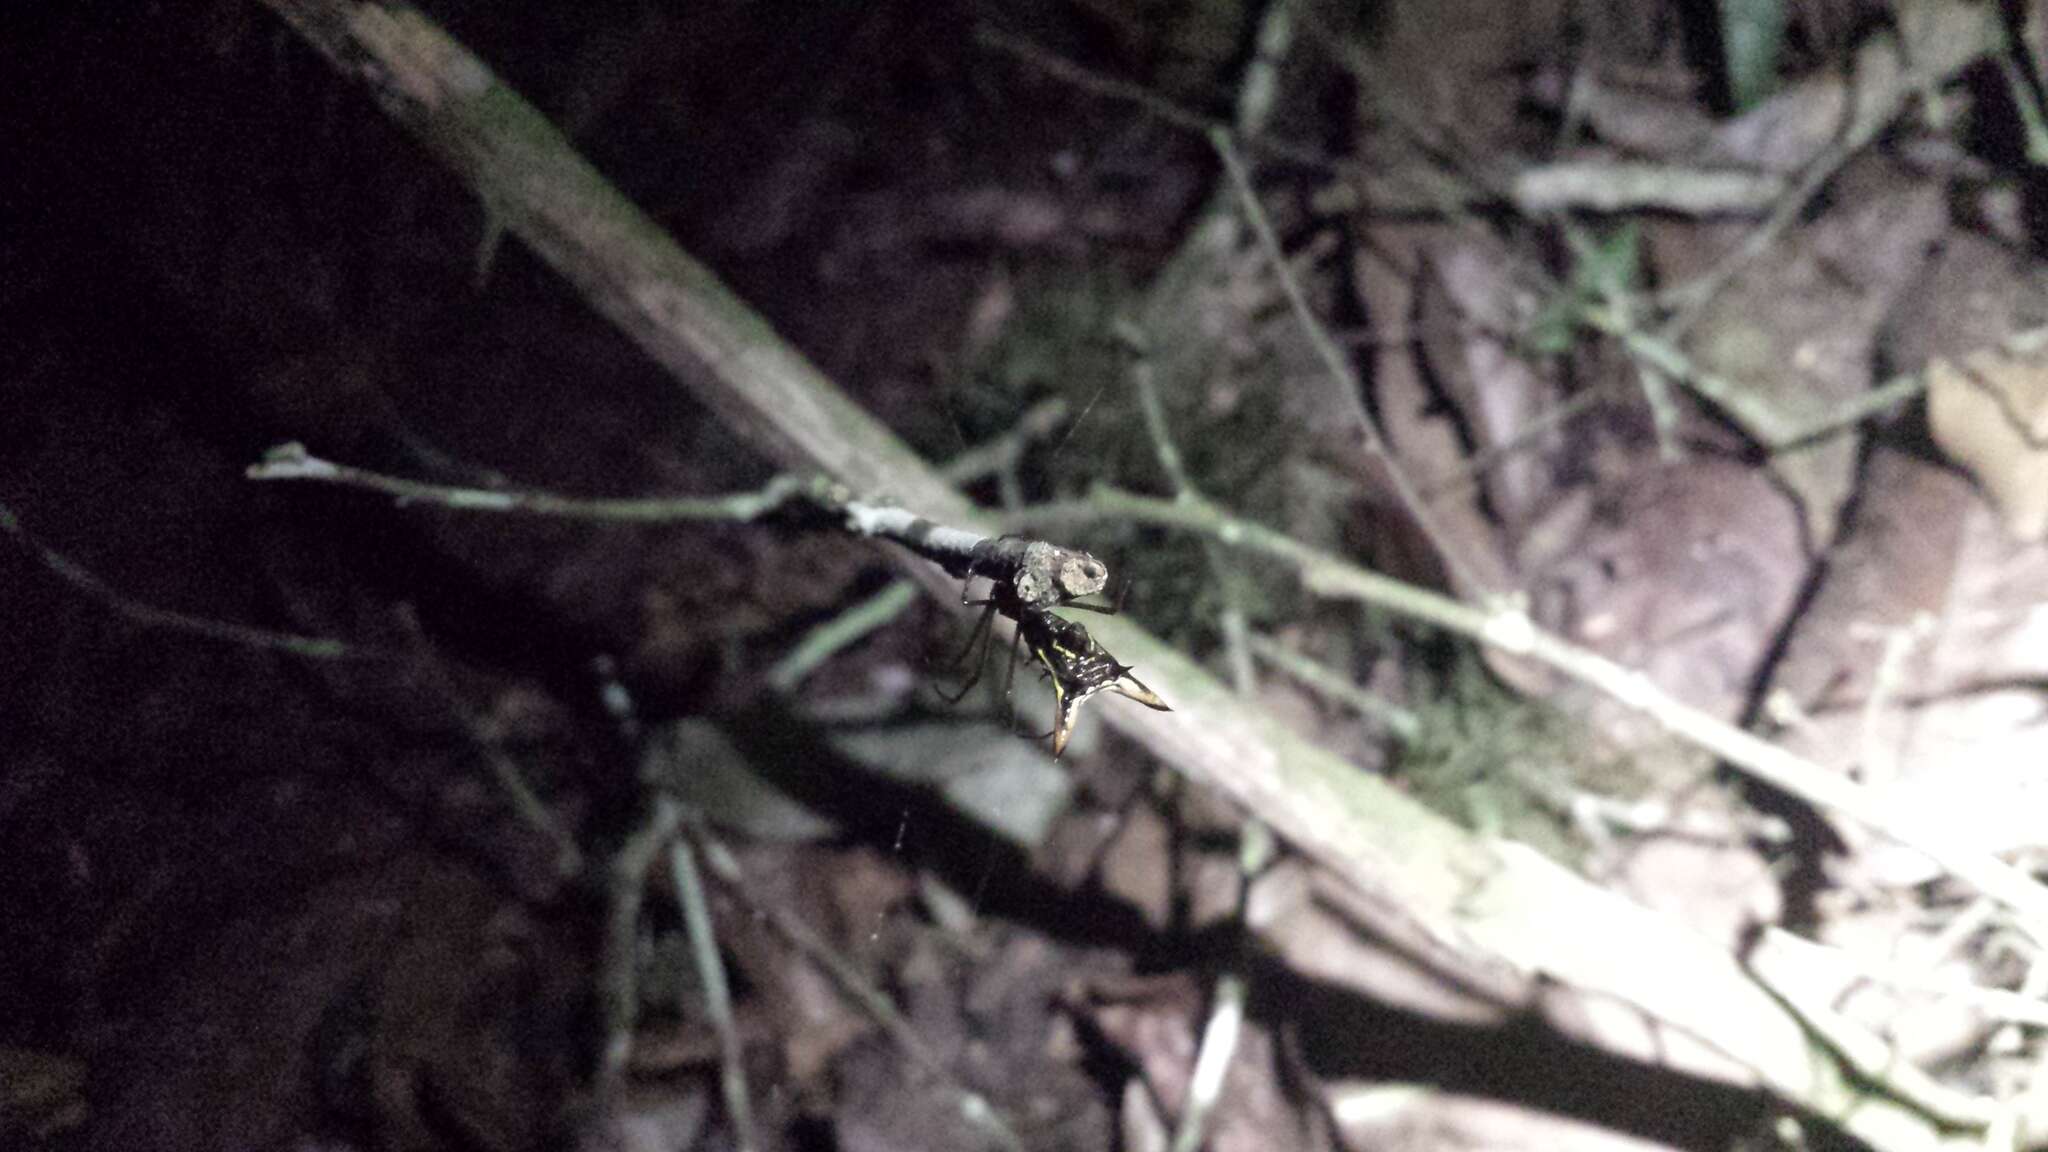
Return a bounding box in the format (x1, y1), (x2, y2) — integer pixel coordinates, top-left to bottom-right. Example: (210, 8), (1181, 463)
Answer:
(3, 2), (2046, 1151)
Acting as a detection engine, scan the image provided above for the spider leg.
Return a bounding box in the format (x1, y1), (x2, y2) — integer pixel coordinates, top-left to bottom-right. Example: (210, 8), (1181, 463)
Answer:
(935, 600), (997, 704)
(999, 620), (1024, 731)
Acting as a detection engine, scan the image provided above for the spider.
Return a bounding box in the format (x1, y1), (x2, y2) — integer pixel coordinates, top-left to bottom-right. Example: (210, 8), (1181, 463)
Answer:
(937, 539), (1168, 756)
(1013, 605), (1168, 757)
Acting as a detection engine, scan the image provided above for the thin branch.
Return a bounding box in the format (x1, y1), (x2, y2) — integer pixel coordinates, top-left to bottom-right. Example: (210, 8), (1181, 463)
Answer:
(1654, 1), (1999, 331)
(1008, 484), (2048, 939)
(763, 579), (920, 694)
(1170, 972), (1247, 1152)
(1758, 925), (2048, 1030)
(1560, 220), (1682, 459)
(251, 443), (1107, 607)
(0, 498), (360, 661)
(250, 441), (817, 522)
(1229, 0), (1294, 139)
(1418, 385), (1612, 501)
(595, 792), (683, 1102)
(1245, 632), (1421, 742)
(974, 24), (1337, 172)
(1745, 931), (2002, 1130)
(1211, 130), (1490, 598)
(936, 396), (1070, 487)
(1512, 162), (1783, 215)
(1582, 308), (1926, 449)
(394, 607), (583, 878)
(695, 835), (1025, 1152)
(1126, 336), (1256, 694)
(1654, 134), (1863, 331)
(1582, 304), (1805, 446)
(1775, 372), (1927, 448)
(982, 25), (1779, 220)
(670, 832), (758, 1152)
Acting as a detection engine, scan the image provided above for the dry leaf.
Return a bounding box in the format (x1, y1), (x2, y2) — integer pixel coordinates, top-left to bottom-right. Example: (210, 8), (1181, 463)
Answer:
(1767, 448), (2048, 885)
(1521, 457), (1805, 726)
(1927, 348), (2048, 542)
(1676, 160), (1945, 545)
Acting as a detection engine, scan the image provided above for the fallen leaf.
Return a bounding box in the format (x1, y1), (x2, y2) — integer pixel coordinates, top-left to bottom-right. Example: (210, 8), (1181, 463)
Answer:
(1767, 447), (2048, 885)
(1927, 347), (2048, 542)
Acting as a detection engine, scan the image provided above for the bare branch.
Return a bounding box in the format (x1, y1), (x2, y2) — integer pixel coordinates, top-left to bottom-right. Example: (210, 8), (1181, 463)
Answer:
(251, 443), (1107, 607)
(0, 497), (359, 661)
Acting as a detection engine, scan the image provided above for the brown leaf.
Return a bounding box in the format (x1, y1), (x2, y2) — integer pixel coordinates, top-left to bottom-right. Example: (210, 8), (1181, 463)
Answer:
(1928, 348), (2048, 542)
(1767, 448), (2048, 884)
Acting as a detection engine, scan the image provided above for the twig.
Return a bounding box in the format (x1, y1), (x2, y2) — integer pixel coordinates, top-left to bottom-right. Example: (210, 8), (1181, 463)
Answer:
(1531, 7), (2000, 469)
(1995, 45), (2048, 166)
(1291, 6), (1514, 210)
(670, 832), (757, 1152)
(695, 834), (1025, 1152)
(1126, 335), (1256, 694)
(1418, 385), (1611, 501)
(1512, 162), (1784, 215)
(1230, 0), (1293, 139)
(1654, 134), (1863, 334)
(1307, 161), (1785, 217)
(1854, 614), (1935, 787)
(1655, 3), (2001, 330)
(1759, 925), (2048, 1030)
(1559, 220), (1682, 460)
(981, 24), (1777, 220)
(1008, 484), (2048, 938)
(1245, 633), (1421, 742)
(596, 792), (683, 1102)
(393, 607), (584, 878)
(1100, 0), (1300, 699)
(745, 400), (1079, 696)
(250, 441), (817, 521)
(251, 443), (1108, 608)
(1744, 929), (2004, 1129)
(974, 24), (1336, 173)
(1172, 815), (1276, 1152)
(1582, 306), (1812, 447)
(1774, 372), (1926, 447)
(1211, 130), (1490, 598)
(1582, 308), (1928, 450)
(1170, 972), (1246, 1152)
(764, 579), (920, 694)
(936, 396), (1070, 487)
(0, 498), (359, 661)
